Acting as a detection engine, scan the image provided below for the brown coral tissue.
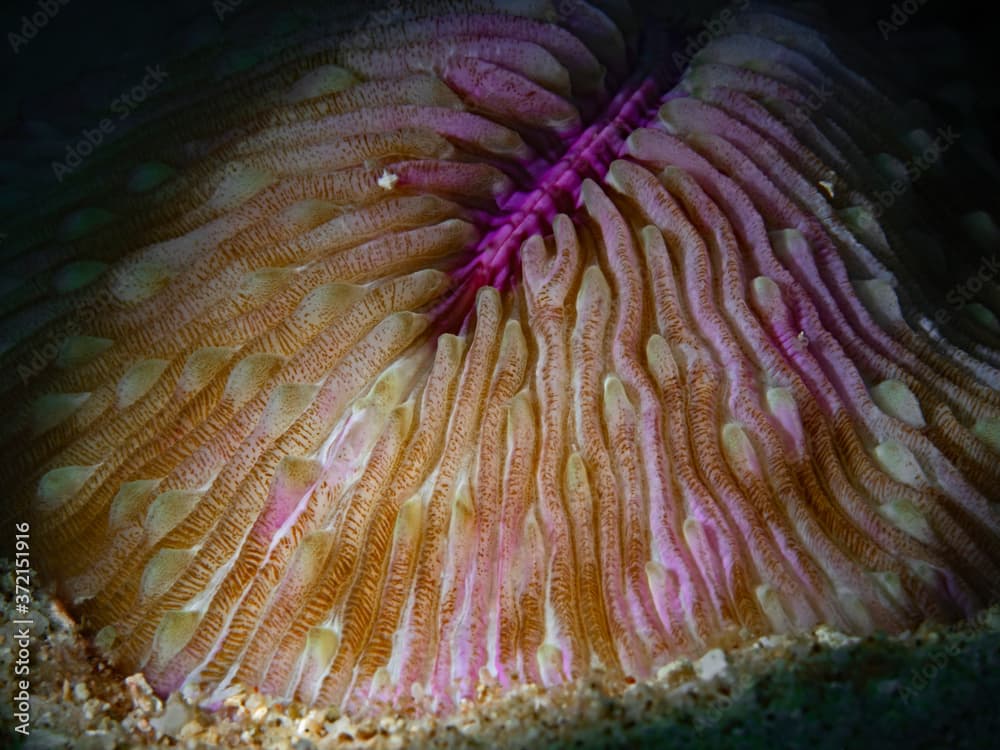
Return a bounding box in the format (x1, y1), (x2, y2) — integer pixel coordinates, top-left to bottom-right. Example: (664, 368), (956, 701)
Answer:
(2, 0), (999, 725)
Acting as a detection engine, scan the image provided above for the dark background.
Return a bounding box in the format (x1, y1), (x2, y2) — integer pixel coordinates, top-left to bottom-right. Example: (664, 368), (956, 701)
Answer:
(0, 0), (996, 217)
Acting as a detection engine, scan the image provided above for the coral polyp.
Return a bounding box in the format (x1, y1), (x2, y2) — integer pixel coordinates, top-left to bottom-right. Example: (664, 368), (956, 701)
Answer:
(2, 0), (999, 718)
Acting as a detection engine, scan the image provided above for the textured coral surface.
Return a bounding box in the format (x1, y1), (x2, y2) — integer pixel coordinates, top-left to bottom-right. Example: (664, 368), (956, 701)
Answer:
(2, 0), (999, 717)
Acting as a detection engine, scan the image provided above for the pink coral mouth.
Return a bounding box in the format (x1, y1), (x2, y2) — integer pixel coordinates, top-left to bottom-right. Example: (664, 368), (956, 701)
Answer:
(435, 72), (668, 332)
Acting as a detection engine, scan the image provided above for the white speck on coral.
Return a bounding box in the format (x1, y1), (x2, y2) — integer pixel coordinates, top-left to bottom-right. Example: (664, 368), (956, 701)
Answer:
(378, 170), (399, 190)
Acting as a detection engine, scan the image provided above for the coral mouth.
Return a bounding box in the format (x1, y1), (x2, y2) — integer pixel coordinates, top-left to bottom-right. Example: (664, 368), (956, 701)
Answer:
(435, 75), (667, 333)
(2, 0), (1000, 720)
(431, 43), (677, 333)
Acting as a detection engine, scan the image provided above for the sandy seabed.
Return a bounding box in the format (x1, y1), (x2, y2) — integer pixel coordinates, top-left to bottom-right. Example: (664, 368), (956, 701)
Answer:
(3, 558), (1000, 750)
